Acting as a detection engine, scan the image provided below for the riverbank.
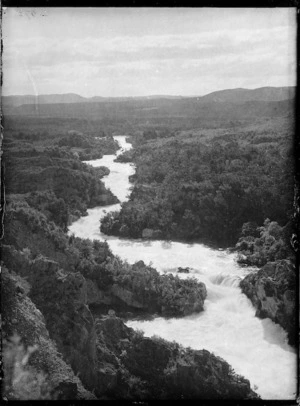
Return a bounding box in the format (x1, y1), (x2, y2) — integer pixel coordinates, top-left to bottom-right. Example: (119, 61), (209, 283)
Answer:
(2, 206), (257, 400)
(3, 131), (296, 400)
(68, 135), (297, 400)
(3, 133), (257, 400)
(3, 131), (119, 229)
(98, 135), (297, 347)
(100, 123), (294, 248)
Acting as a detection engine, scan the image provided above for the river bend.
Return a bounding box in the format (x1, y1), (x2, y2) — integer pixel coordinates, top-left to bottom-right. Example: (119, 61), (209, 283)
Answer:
(68, 135), (296, 400)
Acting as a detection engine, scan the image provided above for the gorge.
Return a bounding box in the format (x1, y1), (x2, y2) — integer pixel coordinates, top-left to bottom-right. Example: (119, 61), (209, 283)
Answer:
(68, 136), (297, 400)
(2, 86), (297, 401)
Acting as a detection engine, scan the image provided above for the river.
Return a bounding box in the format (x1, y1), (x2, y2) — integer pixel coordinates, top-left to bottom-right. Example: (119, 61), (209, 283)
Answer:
(68, 135), (297, 400)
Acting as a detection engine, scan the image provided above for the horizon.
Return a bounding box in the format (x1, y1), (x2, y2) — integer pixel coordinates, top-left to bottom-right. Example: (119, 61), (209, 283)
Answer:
(2, 84), (296, 99)
(2, 8), (296, 98)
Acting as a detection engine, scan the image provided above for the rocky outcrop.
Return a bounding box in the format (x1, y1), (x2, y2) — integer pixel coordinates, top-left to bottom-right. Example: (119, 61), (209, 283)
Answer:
(94, 315), (259, 399)
(2, 218), (256, 402)
(4, 225), (207, 320)
(87, 275), (207, 318)
(240, 259), (296, 345)
(86, 259), (207, 317)
(1, 245), (98, 393)
(111, 284), (147, 309)
(2, 263), (258, 400)
(2, 268), (96, 400)
(3, 209), (77, 272)
(86, 279), (111, 306)
(1, 244), (203, 397)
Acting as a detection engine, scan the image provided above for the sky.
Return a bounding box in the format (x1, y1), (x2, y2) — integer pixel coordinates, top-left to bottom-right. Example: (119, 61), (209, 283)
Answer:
(2, 7), (297, 97)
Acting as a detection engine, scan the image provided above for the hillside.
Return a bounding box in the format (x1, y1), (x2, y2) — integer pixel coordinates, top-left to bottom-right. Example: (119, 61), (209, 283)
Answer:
(3, 99), (294, 127)
(3, 86), (295, 108)
(2, 93), (86, 108)
(198, 86), (296, 103)
(3, 87), (294, 136)
(2, 94), (185, 109)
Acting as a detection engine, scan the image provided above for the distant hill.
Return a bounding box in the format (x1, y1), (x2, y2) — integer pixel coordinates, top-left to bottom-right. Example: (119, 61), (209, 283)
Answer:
(2, 93), (184, 108)
(197, 86), (296, 103)
(5, 97), (294, 123)
(2, 86), (295, 109)
(88, 95), (184, 103)
(2, 93), (86, 107)
(2, 87), (295, 131)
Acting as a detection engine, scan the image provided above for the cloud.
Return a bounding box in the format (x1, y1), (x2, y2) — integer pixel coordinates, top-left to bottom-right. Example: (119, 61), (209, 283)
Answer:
(3, 23), (295, 66)
(2, 9), (296, 96)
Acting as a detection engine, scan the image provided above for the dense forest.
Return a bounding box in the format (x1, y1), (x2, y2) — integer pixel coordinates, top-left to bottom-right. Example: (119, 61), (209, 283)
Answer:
(100, 110), (297, 346)
(2, 120), (119, 228)
(101, 117), (295, 248)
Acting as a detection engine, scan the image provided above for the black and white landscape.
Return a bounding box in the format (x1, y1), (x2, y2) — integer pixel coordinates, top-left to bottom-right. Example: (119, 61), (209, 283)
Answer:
(1, 8), (297, 401)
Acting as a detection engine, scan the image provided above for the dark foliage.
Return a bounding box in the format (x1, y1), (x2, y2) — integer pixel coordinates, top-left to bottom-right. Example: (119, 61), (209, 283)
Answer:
(3, 140), (118, 223)
(235, 219), (294, 267)
(101, 122), (294, 247)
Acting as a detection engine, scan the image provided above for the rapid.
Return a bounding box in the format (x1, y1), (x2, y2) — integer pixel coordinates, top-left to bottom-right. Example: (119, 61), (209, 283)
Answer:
(68, 136), (297, 400)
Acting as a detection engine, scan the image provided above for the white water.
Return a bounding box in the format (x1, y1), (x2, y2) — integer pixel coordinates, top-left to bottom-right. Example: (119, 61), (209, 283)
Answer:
(69, 136), (297, 400)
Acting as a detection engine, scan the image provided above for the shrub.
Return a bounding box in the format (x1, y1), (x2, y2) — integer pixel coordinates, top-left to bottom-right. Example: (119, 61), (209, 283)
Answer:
(2, 334), (52, 400)
(236, 218), (293, 266)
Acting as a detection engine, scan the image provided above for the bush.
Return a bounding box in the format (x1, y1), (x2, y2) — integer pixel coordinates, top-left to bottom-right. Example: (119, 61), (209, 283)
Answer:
(236, 219), (293, 266)
(2, 334), (52, 400)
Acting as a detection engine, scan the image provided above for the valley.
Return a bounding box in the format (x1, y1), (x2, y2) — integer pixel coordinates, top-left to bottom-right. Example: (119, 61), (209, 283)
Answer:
(1, 86), (297, 400)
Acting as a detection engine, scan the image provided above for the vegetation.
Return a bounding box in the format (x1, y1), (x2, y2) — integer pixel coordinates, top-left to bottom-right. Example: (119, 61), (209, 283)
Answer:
(4, 94), (294, 134)
(114, 149), (135, 163)
(105, 259), (206, 316)
(2, 90), (295, 398)
(101, 118), (294, 247)
(56, 130), (118, 160)
(235, 219), (294, 267)
(1, 268), (96, 400)
(4, 198), (69, 250)
(3, 134), (118, 225)
(3, 194), (207, 318)
(2, 334), (51, 400)
(2, 199), (207, 399)
(93, 316), (257, 399)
